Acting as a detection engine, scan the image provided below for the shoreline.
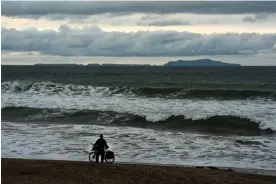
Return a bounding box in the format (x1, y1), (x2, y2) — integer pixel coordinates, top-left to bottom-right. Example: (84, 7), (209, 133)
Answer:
(2, 156), (276, 176)
(2, 158), (276, 184)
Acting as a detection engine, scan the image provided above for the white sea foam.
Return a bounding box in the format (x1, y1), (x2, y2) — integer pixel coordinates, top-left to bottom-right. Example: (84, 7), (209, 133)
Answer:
(1, 81), (129, 97)
(1, 122), (276, 170)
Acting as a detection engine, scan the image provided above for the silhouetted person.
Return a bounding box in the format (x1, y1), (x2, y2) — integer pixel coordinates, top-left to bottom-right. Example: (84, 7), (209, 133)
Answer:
(94, 134), (109, 163)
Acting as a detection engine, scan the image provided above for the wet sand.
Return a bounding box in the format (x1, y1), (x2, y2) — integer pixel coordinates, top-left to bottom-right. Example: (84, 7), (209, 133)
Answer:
(2, 158), (276, 184)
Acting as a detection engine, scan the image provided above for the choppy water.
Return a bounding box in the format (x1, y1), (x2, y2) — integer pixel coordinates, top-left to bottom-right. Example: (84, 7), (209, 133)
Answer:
(1, 65), (276, 170)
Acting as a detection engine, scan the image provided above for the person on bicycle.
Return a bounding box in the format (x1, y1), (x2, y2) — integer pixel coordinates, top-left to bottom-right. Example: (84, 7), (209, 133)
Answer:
(94, 134), (109, 163)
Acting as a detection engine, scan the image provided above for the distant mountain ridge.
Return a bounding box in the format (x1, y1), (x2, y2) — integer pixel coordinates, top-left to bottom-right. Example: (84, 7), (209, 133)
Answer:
(163, 59), (241, 67)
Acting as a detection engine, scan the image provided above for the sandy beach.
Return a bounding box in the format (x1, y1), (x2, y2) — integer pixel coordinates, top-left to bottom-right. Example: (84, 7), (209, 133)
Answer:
(2, 158), (276, 184)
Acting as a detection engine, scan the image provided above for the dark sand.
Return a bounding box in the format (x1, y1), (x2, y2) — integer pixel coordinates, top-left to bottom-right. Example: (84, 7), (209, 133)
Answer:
(2, 158), (276, 184)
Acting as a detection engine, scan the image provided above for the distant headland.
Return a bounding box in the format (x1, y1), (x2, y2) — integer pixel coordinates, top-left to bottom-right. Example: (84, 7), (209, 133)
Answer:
(163, 59), (241, 67)
(33, 59), (241, 67)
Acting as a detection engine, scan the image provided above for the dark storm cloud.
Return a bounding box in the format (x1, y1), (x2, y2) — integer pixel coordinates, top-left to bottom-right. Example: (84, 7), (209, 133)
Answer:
(2, 25), (276, 57)
(2, 1), (276, 18)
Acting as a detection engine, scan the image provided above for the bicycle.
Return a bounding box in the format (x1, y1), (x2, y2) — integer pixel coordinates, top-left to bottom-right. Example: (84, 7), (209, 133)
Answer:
(89, 145), (115, 164)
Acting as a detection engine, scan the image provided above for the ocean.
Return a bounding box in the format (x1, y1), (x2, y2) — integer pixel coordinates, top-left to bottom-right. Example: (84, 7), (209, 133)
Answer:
(1, 65), (276, 170)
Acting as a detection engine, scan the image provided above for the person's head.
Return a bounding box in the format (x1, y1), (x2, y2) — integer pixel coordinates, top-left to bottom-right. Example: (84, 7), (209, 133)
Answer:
(100, 134), (103, 138)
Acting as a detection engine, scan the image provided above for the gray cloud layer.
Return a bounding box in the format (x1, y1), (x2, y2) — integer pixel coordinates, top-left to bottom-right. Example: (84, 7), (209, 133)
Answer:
(243, 13), (273, 23)
(2, 1), (276, 17)
(2, 25), (276, 57)
(137, 15), (192, 26)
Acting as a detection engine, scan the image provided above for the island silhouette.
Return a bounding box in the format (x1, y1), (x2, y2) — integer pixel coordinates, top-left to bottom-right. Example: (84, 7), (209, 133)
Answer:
(163, 59), (241, 67)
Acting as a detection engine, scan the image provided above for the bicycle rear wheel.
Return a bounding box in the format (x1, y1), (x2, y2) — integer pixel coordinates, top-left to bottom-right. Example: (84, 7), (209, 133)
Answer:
(104, 150), (115, 164)
(104, 156), (115, 164)
(105, 156), (115, 163)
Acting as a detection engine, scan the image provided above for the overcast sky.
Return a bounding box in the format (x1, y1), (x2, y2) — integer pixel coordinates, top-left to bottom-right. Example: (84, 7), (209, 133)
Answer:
(1, 1), (276, 65)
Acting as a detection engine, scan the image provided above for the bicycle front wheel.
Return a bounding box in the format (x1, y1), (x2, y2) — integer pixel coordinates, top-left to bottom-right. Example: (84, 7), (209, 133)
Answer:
(89, 152), (96, 162)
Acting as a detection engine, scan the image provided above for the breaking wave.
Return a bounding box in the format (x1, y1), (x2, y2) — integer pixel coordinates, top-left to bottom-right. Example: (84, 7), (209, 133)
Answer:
(1, 106), (274, 136)
(2, 80), (276, 100)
